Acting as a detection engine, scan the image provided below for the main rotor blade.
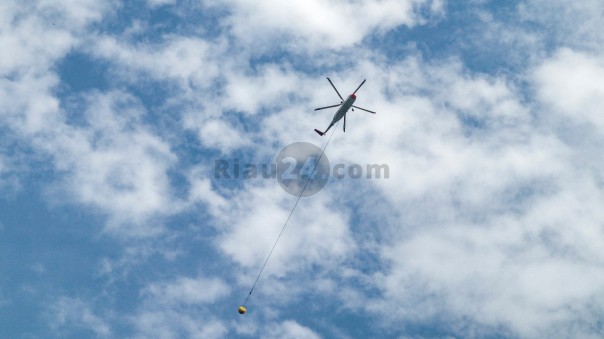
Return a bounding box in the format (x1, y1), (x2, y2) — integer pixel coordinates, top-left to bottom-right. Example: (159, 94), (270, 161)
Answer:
(352, 79), (366, 95)
(315, 103), (342, 111)
(327, 77), (344, 101)
(352, 105), (376, 114)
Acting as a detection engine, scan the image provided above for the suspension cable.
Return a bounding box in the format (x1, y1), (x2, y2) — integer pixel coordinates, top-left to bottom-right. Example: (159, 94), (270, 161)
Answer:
(241, 123), (339, 309)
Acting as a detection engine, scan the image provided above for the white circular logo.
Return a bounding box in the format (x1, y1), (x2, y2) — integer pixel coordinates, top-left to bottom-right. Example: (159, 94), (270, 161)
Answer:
(276, 142), (330, 196)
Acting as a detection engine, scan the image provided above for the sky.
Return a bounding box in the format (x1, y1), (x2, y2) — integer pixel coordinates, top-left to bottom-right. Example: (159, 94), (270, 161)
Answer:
(1, 0), (604, 338)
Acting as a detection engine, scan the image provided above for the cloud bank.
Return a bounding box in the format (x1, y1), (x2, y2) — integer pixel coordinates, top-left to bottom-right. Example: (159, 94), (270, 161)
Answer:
(1, 0), (604, 338)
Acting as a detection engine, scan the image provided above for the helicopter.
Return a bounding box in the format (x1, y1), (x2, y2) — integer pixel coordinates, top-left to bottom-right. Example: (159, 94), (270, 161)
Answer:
(314, 78), (376, 136)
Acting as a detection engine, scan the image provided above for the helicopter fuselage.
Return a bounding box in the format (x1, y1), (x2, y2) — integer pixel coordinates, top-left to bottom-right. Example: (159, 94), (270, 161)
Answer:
(329, 94), (356, 126)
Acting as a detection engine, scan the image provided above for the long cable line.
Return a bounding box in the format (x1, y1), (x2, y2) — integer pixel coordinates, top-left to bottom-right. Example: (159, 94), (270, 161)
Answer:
(241, 123), (339, 309)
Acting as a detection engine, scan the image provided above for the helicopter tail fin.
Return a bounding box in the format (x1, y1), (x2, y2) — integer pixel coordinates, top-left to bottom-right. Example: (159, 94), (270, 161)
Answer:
(314, 129), (324, 136)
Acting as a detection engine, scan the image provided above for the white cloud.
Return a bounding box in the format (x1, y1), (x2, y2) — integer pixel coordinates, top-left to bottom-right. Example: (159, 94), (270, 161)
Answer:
(187, 165), (228, 211)
(39, 91), (179, 234)
(265, 320), (321, 339)
(132, 310), (228, 339)
(222, 65), (301, 115)
(215, 182), (353, 278)
(2, 72), (179, 235)
(376, 194), (604, 336)
(91, 35), (221, 88)
(37, 0), (115, 29)
(50, 297), (111, 337)
(88, 33), (252, 154)
(534, 48), (604, 129)
(147, 0), (176, 7)
(195, 118), (251, 152)
(207, 0), (444, 51)
(0, 21), (72, 77)
(143, 276), (230, 305)
(519, 0), (604, 52)
(0, 1), (180, 234)
(131, 276), (230, 339)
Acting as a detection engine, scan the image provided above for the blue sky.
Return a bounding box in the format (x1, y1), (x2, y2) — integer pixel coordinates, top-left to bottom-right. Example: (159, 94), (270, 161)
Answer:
(2, 0), (604, 338)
